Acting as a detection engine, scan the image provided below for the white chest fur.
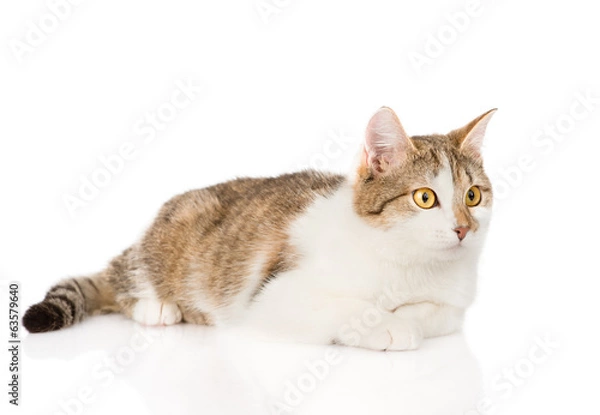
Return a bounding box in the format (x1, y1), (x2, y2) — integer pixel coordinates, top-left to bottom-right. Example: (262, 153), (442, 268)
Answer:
(241, 185), (482, 349)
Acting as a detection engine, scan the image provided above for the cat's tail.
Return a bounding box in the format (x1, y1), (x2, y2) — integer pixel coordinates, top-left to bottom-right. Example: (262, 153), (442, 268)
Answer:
(22, 271), (118, 333)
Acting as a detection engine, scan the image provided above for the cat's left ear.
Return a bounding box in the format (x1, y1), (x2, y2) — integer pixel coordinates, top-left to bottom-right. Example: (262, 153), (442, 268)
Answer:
(452, 108), (497, 158)
(363, 107), (415, 175)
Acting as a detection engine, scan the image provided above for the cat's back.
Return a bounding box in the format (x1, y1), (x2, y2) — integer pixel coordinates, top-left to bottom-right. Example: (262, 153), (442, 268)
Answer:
(164, 170), (345, 225)
(211, 170), (345, 207)
(140, 170), (346, 308)
(146, 170), (346, 254)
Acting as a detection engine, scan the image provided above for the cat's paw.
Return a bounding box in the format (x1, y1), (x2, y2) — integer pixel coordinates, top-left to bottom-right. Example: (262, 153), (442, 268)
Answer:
(361, 319), (423, 351)
(132, 299), (182, 326)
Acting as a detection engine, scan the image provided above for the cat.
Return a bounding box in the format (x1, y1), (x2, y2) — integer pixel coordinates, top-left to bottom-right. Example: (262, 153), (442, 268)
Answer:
(23, 106), (495, 351)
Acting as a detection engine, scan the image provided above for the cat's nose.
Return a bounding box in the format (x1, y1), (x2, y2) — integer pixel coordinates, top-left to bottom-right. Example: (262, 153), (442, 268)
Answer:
(454, 226), (470, 241)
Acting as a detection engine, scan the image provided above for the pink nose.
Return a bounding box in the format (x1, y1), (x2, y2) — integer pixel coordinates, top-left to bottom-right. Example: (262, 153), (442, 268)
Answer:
(454, 226), (470, 241)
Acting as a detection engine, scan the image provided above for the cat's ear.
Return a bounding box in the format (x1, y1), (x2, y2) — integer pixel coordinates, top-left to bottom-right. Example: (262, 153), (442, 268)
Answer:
(363, 107), (415, 175)
(452, 108), (497, 158)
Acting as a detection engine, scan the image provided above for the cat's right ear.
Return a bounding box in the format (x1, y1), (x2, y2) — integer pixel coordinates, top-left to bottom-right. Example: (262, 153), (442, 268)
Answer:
(363, 107), (415, 175)
(452, 108), (497, 159)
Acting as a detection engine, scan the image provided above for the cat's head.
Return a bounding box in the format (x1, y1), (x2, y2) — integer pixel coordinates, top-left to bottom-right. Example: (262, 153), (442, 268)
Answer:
(352, 107), (495, 262)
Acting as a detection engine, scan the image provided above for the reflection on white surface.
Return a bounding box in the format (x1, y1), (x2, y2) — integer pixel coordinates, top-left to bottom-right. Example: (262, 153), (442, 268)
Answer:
(23, 315), (481, 415)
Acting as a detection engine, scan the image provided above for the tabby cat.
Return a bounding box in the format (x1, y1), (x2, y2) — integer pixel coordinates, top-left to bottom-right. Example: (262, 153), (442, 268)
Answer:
(23, 107), (495, 351)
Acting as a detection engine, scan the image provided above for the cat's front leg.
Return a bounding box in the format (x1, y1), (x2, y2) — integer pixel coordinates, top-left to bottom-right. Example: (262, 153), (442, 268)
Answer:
(341, 302), (464, 351)
(393, 301), (465, 339)
(337, 313), (424, 351)
(246, 286), (423, 350)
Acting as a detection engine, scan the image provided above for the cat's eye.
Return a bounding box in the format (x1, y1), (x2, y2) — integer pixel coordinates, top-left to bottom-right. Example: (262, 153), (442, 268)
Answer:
(465, 186), (482, 207)
(413, 188), (437, 209)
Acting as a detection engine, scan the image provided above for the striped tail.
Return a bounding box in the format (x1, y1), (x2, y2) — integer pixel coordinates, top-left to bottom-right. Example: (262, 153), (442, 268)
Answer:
(23, 272), (118, 333)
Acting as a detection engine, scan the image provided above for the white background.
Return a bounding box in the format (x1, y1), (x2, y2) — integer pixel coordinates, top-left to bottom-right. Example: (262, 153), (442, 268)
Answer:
(1, 1), (599, 414)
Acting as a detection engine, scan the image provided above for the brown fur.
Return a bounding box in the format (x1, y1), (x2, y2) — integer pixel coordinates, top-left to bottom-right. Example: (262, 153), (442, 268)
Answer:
(24, 171), (344, 332)
(22, 109), (493, 333)
(354, 130), (492, 230)
(136, 172), (344, 312)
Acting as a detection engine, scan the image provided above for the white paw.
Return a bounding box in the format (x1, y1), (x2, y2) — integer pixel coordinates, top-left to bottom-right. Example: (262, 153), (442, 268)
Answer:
(132, 299), (182, 326)
(361, 319), (423, 351)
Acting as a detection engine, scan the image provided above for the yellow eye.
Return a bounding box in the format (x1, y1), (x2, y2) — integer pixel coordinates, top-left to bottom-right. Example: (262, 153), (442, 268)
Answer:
(465, 186), (482, 207)
(413, 188), (437, 209)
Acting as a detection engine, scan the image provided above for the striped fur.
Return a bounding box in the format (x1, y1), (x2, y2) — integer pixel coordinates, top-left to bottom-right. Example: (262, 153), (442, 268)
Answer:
(23, 273), (118, 333)
(22, 107), (496, 351)
(23, 171), (344, 332)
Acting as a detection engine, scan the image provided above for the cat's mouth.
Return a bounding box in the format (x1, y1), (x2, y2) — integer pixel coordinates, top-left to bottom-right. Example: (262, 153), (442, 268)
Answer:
(439, 242), (464, 253)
